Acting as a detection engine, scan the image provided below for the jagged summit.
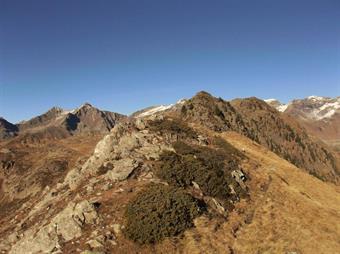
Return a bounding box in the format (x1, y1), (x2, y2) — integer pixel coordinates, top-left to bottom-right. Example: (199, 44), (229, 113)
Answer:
(1, 103), (126, 141)
(47, 106), (64, 113)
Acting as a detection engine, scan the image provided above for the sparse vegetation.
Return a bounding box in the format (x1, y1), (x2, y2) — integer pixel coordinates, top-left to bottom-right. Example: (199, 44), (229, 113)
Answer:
(148, 118), (197, 139)
(124, 184), (203, 244)
(156, 141), (245, 201)
(211, 136), (245, 159)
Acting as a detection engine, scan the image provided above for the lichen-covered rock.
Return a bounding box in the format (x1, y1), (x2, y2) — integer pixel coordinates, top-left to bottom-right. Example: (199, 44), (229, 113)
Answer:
(52, 202), (83, 241)
(64, 121), (171, 190)
(105, 158), (140, 182)
(73, 200), (99, 226)
(86, 239), (103, 249)
(9, 200), (98, 253)
(10, 223), (58, 254)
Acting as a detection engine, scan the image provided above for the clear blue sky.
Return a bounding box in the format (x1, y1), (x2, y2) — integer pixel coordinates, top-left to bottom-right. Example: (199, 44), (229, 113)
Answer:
(1, 0), (339, 123)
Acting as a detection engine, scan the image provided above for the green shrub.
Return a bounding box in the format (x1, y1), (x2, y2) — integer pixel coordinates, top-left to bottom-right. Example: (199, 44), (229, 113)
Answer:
(156, 148), (231, 200)
(124, 184), (203, 244)
(148, 118), (197, 139)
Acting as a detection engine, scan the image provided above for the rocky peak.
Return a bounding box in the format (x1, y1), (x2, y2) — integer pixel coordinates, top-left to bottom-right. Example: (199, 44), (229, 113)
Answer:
(236, 97), (276, 112)
(17, 106), (66, 132)
(67, 104), (126, 133)
(3, 104), (126, 141)
(47, 106), (64, 114)
(173, 93), (339, 183)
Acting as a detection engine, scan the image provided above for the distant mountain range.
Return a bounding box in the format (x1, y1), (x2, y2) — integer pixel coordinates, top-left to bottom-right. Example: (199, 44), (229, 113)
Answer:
(265, 96), (340, 151)
(0, 103), (126, 141)
(265, 96), (340, 120)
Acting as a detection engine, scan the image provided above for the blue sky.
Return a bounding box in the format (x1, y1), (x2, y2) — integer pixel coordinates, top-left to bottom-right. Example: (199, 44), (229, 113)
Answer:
(1, 0), (339, 123)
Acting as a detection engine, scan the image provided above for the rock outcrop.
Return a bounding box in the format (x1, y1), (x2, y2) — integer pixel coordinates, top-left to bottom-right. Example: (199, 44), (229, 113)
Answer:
(9, 200), (99, 254)
(64, 119), (171, 190)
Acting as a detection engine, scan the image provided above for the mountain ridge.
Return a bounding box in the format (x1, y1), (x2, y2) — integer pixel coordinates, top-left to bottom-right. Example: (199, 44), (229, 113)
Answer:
(1, 96), (340, 253)
(0, 104), (126, 141)
(265, 96), (340, 151)
(167, 92), (339, 183)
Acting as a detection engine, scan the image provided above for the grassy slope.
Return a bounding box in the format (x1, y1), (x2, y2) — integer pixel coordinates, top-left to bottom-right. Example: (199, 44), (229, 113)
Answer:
(182, 130), (340, 254)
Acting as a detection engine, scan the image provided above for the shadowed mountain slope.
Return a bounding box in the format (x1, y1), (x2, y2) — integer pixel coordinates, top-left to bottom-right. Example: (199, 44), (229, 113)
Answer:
(0, 118), (18, 139)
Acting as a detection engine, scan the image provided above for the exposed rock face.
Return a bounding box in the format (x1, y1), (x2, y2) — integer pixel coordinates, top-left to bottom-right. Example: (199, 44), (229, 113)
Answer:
(0, 117), (18, 139)
(64, 119), (171, 190)
(9, 200), (98, 254)
(17, 107), (65, 132)
(66, 103), (125, 134)
(0, 117), (173, 253)
(175, 91), (340, 182)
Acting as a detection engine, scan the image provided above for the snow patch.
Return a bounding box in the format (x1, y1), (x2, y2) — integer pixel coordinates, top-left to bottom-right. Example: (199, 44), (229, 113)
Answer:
(264, 99), (278, 103)
(322, 109), (336, 119)
(307, 95), (325, 101)
(302, 98), (339, 120)
(264, 99), (288, 112)
(277, 104), (289, 112)
(319, 101), (340, 111)
(137, 99), (187, 118)
(138, 104), (174, 117)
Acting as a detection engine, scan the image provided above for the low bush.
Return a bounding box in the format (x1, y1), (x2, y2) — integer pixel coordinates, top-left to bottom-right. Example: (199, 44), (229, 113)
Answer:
(124, 184), (203, 244)
(148, 118), (197, 139)
(156, 148), (231, 200)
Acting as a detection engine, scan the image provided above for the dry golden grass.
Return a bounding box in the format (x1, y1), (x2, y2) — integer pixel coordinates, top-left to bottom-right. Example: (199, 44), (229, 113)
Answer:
(180, 131), (340, 254)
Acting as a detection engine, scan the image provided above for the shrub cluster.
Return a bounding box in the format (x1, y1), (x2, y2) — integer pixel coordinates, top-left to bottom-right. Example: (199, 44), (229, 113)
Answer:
(156, 145), (233, 200)
(148, 118), (197, 139)
(124, 184), (203, 244)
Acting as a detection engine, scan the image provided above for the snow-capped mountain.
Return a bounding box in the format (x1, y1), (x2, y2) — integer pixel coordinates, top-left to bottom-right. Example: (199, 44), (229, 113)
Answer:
(265, 96), (340, 149)
(264, 99), (289, 112)
(265, 96), (340, 121)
